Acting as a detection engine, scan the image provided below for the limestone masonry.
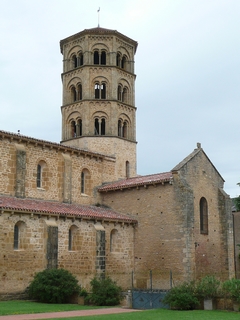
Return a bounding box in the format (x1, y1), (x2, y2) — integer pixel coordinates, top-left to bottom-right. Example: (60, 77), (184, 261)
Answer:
(0, 27), (236, 299)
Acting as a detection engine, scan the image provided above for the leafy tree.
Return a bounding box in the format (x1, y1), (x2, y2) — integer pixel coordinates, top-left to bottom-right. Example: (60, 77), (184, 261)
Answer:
(28, 268), (80, 303)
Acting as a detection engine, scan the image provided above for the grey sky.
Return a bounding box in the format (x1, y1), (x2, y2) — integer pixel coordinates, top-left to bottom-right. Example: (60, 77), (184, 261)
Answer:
(0, 0), (240, 197)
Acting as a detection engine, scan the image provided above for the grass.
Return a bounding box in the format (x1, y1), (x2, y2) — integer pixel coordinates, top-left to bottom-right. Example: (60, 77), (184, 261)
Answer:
(0, 302), (239, 320)
(46, 309), (240, 320)
(0, 300), (100, 316)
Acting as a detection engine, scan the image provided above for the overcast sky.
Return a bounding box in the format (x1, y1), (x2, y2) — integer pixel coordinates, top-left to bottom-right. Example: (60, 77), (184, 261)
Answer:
(0, 0), (240, 197)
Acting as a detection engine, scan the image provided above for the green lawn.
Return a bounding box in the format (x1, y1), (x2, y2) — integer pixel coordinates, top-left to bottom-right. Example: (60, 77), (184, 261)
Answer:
(46, 309), (240, 320)
(0, 300), (100, 315)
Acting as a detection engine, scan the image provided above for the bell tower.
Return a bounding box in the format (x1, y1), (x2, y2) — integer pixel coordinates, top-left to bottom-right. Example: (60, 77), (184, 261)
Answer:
(60, 27), (138, 179)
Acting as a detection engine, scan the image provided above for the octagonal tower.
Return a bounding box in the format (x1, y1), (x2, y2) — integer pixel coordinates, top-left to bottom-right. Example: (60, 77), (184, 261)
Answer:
(60, 27), (138, 179)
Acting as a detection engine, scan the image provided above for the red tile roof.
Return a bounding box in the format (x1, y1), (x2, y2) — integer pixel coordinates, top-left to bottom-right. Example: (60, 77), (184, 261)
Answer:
(0, 196), (137, 224)
(98, 172), (173, 192)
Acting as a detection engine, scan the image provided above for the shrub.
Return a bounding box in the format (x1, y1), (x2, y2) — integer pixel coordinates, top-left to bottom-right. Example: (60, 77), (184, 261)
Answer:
(196, 275), (220, 299)
(222, 278), (240, 303)
(163, 281), (199, 310)
(28, 268), (80, 303)
(87, 276), (122, 306)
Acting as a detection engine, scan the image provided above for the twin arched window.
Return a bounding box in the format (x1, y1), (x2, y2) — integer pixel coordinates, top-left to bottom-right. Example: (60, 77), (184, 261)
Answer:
(72, 52), (84, 69)
(94, 117), (106, 135)
(118, 119), (128, 138)
(71, 119), (82, 138)
(94, 50), (106, 65)
(71, 84), (82, 102)
(200, 197), (208, 234)
(95, 82), (106, 99)
(116, 53), (127, 70)
(118, 85), (128, 103)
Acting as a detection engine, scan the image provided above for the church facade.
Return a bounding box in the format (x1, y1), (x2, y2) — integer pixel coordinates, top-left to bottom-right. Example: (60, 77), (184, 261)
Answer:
(0, 27), (235, 298)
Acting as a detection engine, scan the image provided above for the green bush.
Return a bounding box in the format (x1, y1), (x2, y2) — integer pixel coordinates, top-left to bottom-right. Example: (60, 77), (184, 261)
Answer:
(28, 268), (80, 303)
(163, 282), (199, 310)
(222, 278), (240, 303)
(87, 276), (122, 306)
(196, 275), (220, 299)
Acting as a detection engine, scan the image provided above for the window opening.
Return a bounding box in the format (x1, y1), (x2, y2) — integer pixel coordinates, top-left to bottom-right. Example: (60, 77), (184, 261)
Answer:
(77, 119), (82, 136)
(95, 83), (100, 99)
(122, 87), (127, 103)
(101, 83), (106, 99)
(200, 197), (208, 234)
(71, 87), (77, 102)
(81, 171), (85, 193)
(126, 161), (130, 178)
(79, 53), (83, 66)
(118, 85), (122, 101)
(72, 55), (78, 68)
(123, 121), (127, 138)
(121, 56), (126, 69)
(37, 164), (41, 188)
(77, 84), (82, 100)
(94, 51), (99, 64)
(118, 120), (122, 136)
(14, 224), (19, 249)
(101, 51), (106, 65)
(68, 229), (72, 251)
(116, 53), (121, 67)
(71, 121), (77, 137)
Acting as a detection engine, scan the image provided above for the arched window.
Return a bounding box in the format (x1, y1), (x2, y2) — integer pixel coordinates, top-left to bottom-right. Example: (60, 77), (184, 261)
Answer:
(37, 164), (42, 188)
(101, 51), (106, 65)
(126, 161), (130, 178)
(14, 221), (26, 250)
(116, 53), (121, 67)
(77, 84), (82, 100)
(118, 119), (128, 138)
(81, 169), (91, 195)
(122, 87), (128, 103)
(94, 50), (99, 64)
(78, 52), (83, 66)
(110, 229), (118, 252)
(200, 197), (208, 234)
(77, 119), (82, 136)
(71, 86), (77, 102)
(68, 225), (78, 251)
(123, 121), (128, 138)
(94, 118), (105, 135)
(118, 85), (122, 101)
(71, 120), (77, 137)
(121, 56), (127, 69)
(72, 54), (78, 68)
(94, 82), (106, 99)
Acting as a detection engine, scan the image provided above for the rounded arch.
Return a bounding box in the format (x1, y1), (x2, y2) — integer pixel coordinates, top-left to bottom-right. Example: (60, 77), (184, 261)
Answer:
(68, 224), (78, 251)
(14, 220), (27, 250)
(200, 197), (208, 234)
(93, 76), (109, 100)
(118, 113), (131, 139)
(110, 229), (119, 252)
(81, 168), (91, 195)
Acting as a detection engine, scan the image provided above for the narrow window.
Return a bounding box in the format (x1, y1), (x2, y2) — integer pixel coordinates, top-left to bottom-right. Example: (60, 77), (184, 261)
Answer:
(94, 51), (99, 64)
(72, 55), (77, 68)
(122, 87), (127, 103)
(121, 56), (126, 69)
(37, 164), (41, 188)
(101, 118), (106, 135)
(126, 161), (130, 178)
(200, 197), (208, 234)
(81, 171), (85, 193)
(79, 53), (83, 66)
(71, 87), (77, 102)
(14, 224), (19, 250)
(110, 229), (118, 252)
(68, 229), (72, 251)
(118, 86), (122, 101)
(116, 53), (121, 67)
(101, 83), (106, 99)
(77, 119), (82, 136)
(123, 121), (128, 138)
(101, 51), (106, 65)
(94, 119), (99, 135)
(71, 121), (77, 137)
(95, 83), (100, 99)
(77, 84), (82, 100)
(118, 120), (122, 137)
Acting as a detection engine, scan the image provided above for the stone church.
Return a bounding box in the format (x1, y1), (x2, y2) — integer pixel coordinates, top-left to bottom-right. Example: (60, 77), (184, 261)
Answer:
(0, 27), (235, 298)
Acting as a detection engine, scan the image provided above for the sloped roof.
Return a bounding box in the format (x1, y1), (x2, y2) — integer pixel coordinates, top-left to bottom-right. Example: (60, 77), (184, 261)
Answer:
(172, 145), (224, 181)
(0, 196), (137, 224)
(60, 27), (138, 53)
(98, 172), (173, 192)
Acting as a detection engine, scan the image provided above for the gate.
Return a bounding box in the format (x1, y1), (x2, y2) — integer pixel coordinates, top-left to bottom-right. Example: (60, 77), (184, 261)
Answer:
(132, 290), (168, 309)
